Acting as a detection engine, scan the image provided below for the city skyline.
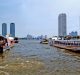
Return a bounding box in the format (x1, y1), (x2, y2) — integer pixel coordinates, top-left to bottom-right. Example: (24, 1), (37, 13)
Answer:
(0, 0), (80, 37)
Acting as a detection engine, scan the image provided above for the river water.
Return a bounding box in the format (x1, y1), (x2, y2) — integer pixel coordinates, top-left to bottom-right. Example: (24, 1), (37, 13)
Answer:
(0, 40), (80, 75)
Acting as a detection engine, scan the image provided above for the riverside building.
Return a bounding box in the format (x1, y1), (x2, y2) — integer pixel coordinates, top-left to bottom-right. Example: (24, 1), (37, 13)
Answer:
(10, 23), (15, 37)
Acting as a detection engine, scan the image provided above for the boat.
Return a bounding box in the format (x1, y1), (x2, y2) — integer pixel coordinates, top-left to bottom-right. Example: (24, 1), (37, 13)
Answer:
(48, 37), (58, 46)
(53, 40), (80, 52)
(14, 37), (19, 43)
(50, 39), (80, 52)
(0, 35), (17, 53)
(40, 39), (48, 44)
(3, 46), (10, 51)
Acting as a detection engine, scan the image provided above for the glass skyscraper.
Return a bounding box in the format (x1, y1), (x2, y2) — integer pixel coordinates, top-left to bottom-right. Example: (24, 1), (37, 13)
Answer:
(2, 23), (7, 37)
(10, 23), (15, 37)
(58, 13), (67, 37)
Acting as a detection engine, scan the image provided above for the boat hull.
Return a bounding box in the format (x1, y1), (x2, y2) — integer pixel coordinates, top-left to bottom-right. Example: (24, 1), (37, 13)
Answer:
(53, 44), (80, 52)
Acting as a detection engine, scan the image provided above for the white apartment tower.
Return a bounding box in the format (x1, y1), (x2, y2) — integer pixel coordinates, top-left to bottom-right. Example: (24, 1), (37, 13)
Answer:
(58, 13), (67, 37)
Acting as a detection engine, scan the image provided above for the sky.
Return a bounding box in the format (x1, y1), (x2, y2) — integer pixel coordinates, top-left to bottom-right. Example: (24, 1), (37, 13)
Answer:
(0, 0), (80, 37)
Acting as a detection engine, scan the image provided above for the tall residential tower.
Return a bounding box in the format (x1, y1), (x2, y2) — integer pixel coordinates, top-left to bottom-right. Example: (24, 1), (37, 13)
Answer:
(2, 23), (7, 37)
(58, 13), (67, 37)
(10, 23), (15, 37)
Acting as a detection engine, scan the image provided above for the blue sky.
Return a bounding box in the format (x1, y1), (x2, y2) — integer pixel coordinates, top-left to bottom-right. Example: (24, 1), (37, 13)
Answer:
(0, 0), (80, 37)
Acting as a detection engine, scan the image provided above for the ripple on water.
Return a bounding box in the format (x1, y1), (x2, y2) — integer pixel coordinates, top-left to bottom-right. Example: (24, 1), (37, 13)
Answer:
(0, 58), (45, 75)
(0, 70), (9, 75)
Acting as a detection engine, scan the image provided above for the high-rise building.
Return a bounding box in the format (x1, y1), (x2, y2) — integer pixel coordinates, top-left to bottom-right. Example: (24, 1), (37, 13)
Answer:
(58, 13), (67, 37)
(2, 23), (7, 37)
(10, 23), (15, 37)
(69, 31), (78, 36)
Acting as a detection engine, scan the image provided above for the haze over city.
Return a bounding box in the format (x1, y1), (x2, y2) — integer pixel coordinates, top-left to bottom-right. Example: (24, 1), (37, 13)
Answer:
(0, 0), (80, 37)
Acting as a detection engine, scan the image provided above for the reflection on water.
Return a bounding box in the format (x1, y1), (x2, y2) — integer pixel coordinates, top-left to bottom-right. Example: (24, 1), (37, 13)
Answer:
(0, 40), (80, 75)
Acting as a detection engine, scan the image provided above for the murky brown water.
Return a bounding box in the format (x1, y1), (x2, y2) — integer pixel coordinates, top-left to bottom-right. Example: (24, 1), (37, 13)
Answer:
(0, 40), (80, 75)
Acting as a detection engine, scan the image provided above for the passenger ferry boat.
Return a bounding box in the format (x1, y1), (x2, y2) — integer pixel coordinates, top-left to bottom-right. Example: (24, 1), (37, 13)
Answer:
(49, 36), (80, 52)
(53, 40), (80, 52)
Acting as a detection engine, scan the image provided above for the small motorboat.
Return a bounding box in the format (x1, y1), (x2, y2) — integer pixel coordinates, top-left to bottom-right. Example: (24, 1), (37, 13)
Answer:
(40, 39), (48, 44)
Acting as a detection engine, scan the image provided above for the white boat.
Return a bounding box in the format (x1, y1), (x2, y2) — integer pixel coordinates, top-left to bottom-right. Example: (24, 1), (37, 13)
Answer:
(49, 37), (58, 46)
(0, 35), (15, 53)
(3, 46), (10, 51)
